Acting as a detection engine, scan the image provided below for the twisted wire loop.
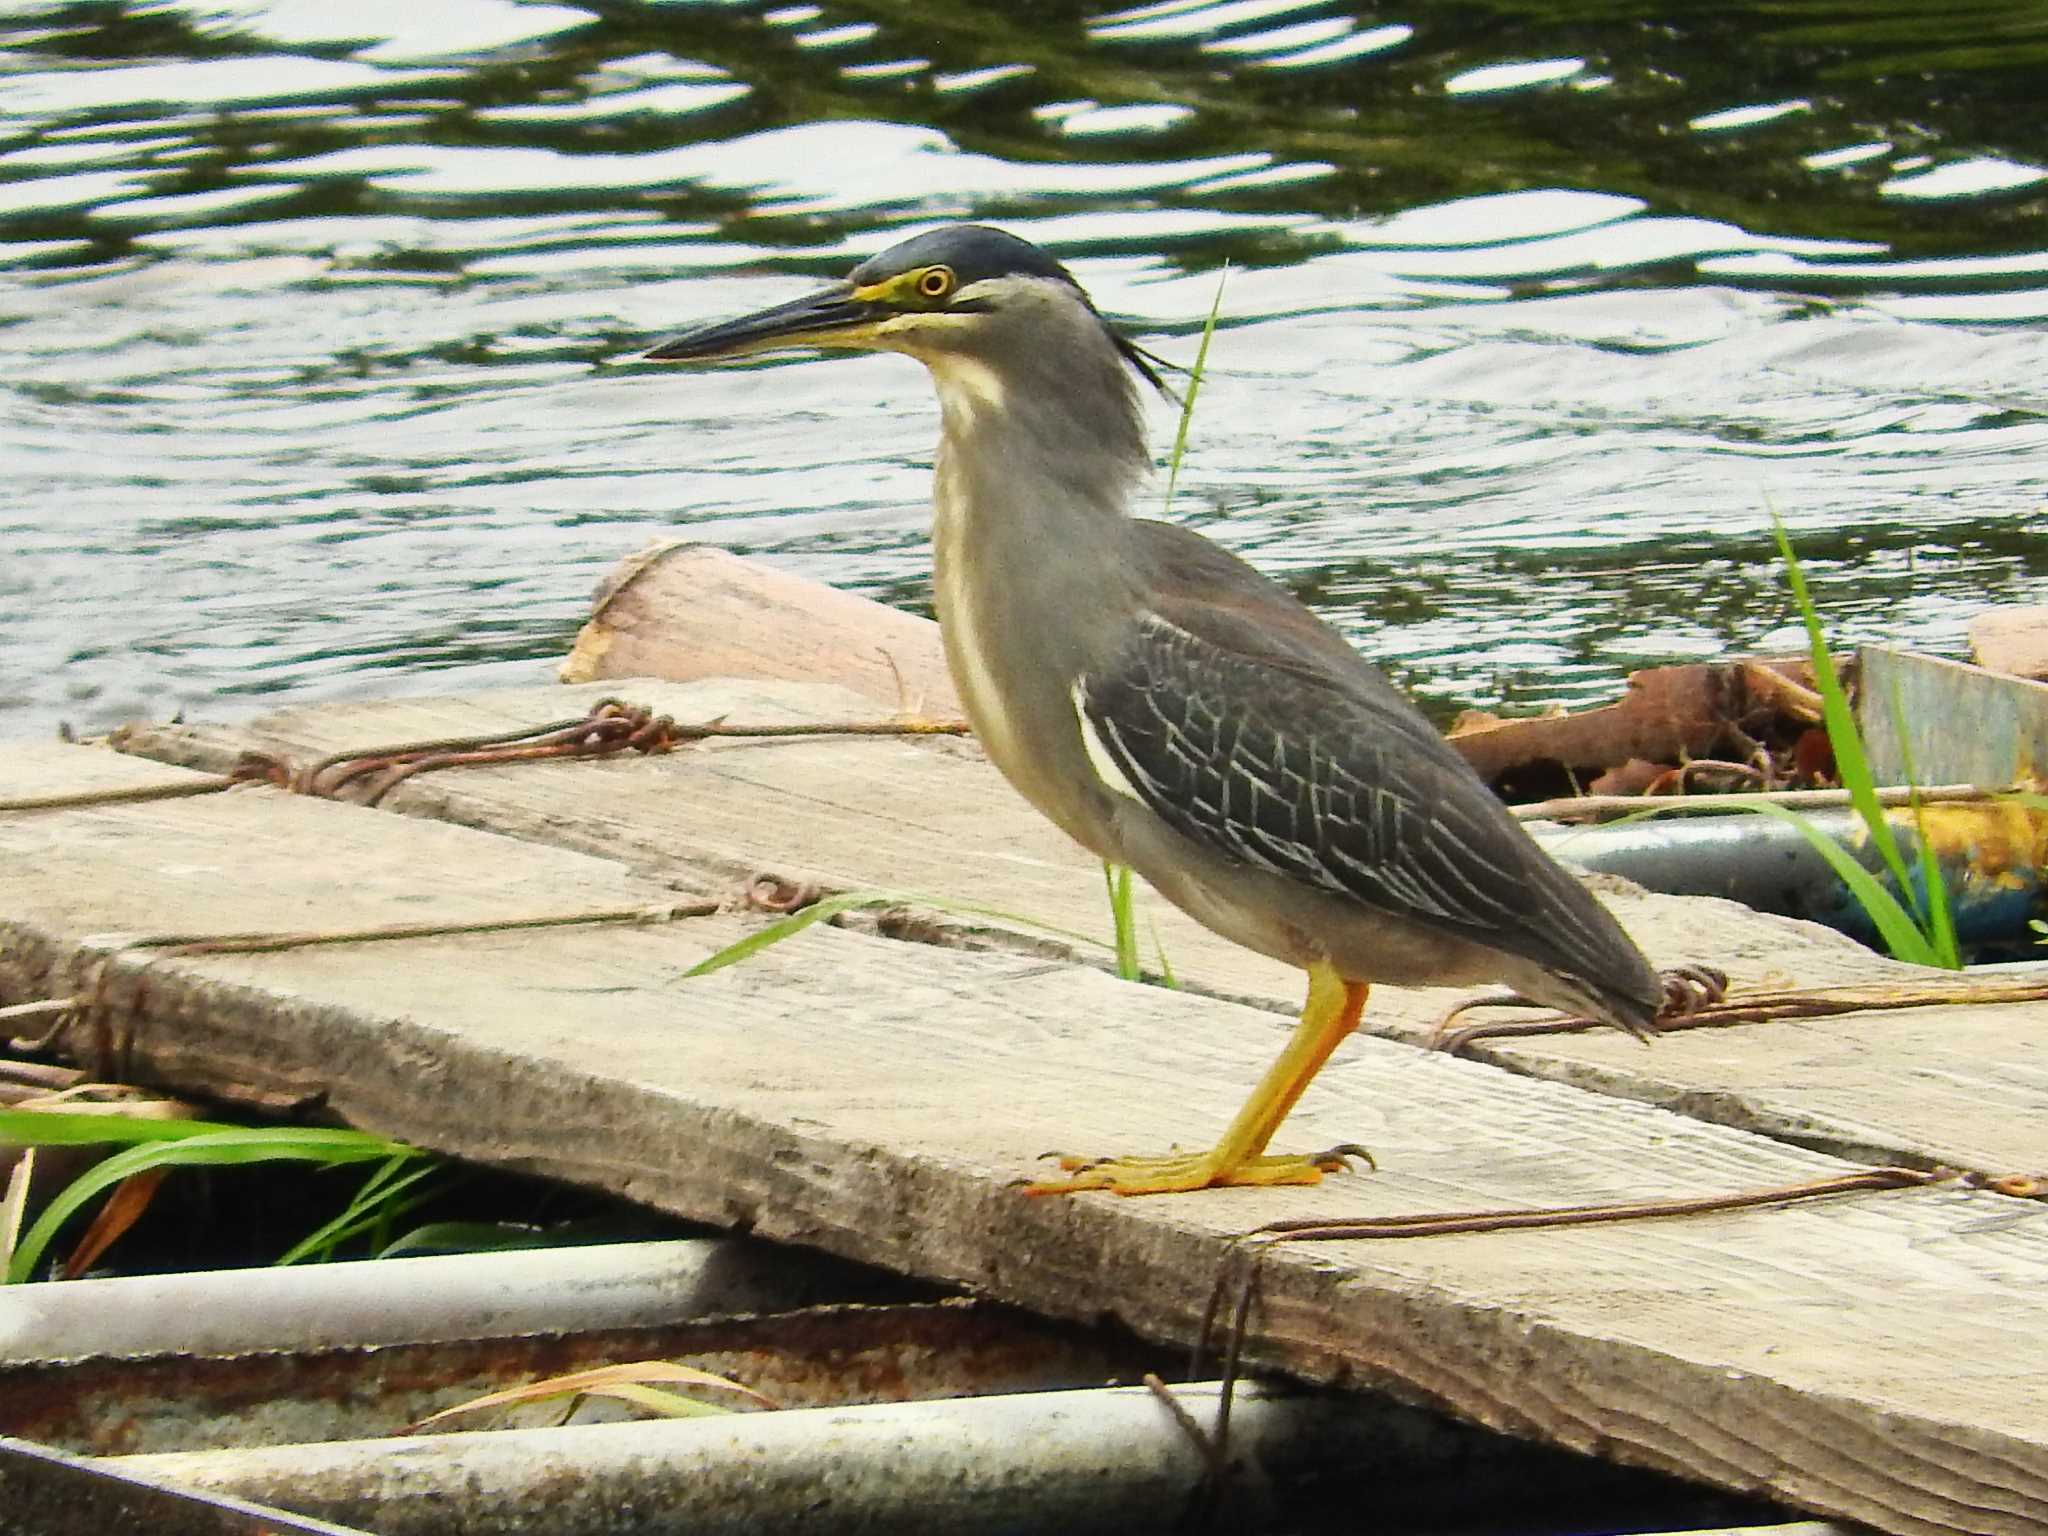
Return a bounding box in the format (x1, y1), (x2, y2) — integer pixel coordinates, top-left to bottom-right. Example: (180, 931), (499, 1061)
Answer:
(745, 872), (825, 914)
(231, 698), (686, 806)
(227, 696), (971, 807)
(1429, 962), (1730, 1052)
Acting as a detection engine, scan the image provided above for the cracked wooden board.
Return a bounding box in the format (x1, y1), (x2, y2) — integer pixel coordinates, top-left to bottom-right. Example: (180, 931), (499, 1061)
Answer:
(0, 740), (222, 804)
(113, 680), (2048, 1182)
(0, 753), (2044, 1533)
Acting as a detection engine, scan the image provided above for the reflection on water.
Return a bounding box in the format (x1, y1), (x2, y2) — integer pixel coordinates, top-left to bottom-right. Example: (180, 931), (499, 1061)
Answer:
(3, 0), (2046, 736)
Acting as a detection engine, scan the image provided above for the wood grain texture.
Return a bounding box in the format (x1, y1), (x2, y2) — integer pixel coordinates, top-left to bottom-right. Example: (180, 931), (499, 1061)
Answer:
(0, 759), (2043, 1534)
(1969, 605), (2048, 683)
(559, 541), (964, 718)
(117, 682), (2048, 1182)
(0, 740), (221, 801)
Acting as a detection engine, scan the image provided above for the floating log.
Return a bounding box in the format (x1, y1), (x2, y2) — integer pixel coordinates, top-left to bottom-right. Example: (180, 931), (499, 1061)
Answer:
(1445, 658), (1815, 786)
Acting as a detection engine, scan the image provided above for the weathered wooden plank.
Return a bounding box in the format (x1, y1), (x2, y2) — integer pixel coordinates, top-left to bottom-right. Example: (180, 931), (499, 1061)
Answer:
(0, 740), (221, 803)
(0, 763), (2044, 1534)
(114, 681), (2048, 1181)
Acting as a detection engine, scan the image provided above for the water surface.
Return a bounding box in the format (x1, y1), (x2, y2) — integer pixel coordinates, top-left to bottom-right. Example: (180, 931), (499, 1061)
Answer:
(4, 0), (2046, 736)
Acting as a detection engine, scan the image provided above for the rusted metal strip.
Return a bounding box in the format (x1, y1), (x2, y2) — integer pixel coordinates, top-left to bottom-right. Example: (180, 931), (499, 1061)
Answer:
(2, 1299), (1165, 1458)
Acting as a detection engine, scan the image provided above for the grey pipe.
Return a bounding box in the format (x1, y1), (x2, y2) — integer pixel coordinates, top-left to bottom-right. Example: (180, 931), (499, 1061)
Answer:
(1532, 808), (2040, 947)
(111, 1383), (1455, 1536)
(2, 1238), (892, 1364)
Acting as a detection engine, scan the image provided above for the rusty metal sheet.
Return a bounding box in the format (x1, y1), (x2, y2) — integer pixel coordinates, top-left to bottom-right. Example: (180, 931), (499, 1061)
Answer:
(1860, 645), (2048, 789)
(0, 1299), (1165, 1457)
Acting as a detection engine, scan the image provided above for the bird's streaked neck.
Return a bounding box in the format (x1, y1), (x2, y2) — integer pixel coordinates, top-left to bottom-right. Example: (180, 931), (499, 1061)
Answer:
(915, 309), (1154, 835)
(920, 320), (1151, 531)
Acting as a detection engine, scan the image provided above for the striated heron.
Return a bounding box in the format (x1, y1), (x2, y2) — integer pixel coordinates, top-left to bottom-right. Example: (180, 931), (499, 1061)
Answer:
(647, 225), (1664, 1196)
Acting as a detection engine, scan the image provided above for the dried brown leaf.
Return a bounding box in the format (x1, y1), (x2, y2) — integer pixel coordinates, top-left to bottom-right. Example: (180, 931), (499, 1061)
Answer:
(404, 1360), (775, 1434)
(62, 1167), (168, 1278)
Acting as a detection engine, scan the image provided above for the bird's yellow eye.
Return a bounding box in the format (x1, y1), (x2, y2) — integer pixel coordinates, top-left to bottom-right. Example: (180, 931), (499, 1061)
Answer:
(915, 266), (956, 301)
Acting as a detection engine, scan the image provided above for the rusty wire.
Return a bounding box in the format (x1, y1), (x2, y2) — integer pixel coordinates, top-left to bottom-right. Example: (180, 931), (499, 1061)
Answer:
(0, 779), (233, 814)
(2, 699), (972, 816)
(4, 873), (824, 1072)
(1164, 1255), (1271, 1535)
(228, 697), (972, 806)
(1431, 967), (2048, 1054)
(1243, 1164), (2043, 1247)
(1181, 1161), (2042, 1428)
(234, 698), (688, 805)
(1431, 962), (1729, 1052)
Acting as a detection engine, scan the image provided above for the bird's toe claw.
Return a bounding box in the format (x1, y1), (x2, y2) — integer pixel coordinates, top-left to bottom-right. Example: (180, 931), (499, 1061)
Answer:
(1309, 1142), (1377, 1173)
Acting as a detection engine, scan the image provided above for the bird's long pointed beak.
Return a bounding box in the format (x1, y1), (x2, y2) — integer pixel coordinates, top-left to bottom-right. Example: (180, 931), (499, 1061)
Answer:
(644, 281), (881, 362)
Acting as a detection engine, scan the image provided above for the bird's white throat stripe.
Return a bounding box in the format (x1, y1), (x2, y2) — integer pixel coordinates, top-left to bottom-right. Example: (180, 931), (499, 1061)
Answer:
(923, 350), (1008, 417)
(935, 551), (1023, 772)
(1071, 680), (1146, 805)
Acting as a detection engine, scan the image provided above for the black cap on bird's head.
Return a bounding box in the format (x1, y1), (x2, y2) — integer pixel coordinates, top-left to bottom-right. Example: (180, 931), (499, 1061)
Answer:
(843, 224), (1080, 293)
(645, 223), (1166, 392)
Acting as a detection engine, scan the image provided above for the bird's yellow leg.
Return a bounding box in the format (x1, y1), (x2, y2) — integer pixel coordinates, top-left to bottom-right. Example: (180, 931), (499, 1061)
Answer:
(1024, 963), (1370, 1196)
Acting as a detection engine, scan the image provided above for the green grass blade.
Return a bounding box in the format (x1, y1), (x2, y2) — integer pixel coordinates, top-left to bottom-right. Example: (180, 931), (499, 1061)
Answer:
(1149, 919), (1180, 990)
(598, 1382), (735, 1419)
(0, 1110), (249, 1149)
(1162, 266), (1227, 517)
(9, 1128), (423, 1283)
(1881, 671), (1962, 969)
(1728, 802), (1939, 966)
(684, 888), (1109, 978)
(1910, 826), (1962, 969)
(373, 1221), (555, 1260)
(303, 1183), (446, 1266)
(1105, 862), (1141, 981)
(275, 1156), (443, 1266)
(1768, 510), (1919, 908)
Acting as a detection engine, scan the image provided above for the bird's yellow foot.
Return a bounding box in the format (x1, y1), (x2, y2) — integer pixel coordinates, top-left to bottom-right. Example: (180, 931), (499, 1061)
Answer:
(1022, 1144), (1372, 1197)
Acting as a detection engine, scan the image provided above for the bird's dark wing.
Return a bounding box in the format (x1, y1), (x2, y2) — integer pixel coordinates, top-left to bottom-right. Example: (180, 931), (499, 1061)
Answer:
(1076, 522), (1653, 1008)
